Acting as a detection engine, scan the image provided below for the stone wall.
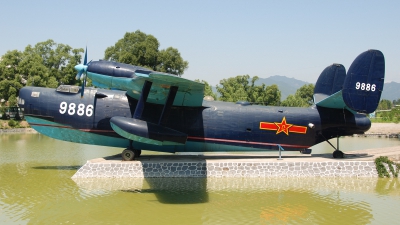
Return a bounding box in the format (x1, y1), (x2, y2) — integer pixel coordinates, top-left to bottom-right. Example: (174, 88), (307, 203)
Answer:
(72, 160), (378, 178)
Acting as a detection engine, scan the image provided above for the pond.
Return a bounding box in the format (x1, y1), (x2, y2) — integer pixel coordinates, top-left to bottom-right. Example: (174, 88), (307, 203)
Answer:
(1, 133), (400, 224)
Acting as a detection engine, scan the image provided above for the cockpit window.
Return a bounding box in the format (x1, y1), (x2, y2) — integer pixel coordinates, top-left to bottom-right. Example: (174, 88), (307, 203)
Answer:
(56, 86), (69, 92)
(56, 85), (79, 93)
(70, 86), (79, 93)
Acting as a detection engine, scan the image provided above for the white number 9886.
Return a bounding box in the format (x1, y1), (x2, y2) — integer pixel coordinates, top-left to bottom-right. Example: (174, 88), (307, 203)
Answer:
(355, 82), (376, 92)
(59, 102), (93, 117)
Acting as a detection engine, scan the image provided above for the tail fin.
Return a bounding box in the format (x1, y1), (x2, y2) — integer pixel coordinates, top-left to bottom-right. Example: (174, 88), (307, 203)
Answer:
(313, 63), (346, 104)
(342, 50), (385, 113)
(314, 50), (385, 114)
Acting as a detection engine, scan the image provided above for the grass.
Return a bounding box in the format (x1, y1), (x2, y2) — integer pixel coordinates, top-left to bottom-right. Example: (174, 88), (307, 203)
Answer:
(0, 119), (30, 129)
(370, 118), (399, 123)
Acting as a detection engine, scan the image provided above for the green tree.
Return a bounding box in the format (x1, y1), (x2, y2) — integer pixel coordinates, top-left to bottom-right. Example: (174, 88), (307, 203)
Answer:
(216, 75), (281, 105)
(281, 95), (309, 107)
(393, 107), (400, 123)
(377, 99), (393, 110)
(21, 40), (84, 86)
(19, 53), (57, 88)
(195, 79), (217, 100)
(249, 83), (281, 106)
(217, 75), (250, 102)
(0, 40), (84, 106)
(104, 30), (188, 76)
(281, 84), (315, 107)
(0, 50), (24, 106)
(295, 84), (315, 105)
(157, 47), (189, 75)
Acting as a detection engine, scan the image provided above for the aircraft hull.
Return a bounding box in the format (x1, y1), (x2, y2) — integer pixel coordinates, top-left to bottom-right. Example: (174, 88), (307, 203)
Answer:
(19, 86), (370, 153)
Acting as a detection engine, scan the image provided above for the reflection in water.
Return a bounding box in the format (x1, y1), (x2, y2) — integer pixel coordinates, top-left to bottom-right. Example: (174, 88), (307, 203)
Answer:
(375, 178), (400, 196)
(73, 177), (380, 224)
(144, 178), (209, 204)
(1, 133), (400, 224)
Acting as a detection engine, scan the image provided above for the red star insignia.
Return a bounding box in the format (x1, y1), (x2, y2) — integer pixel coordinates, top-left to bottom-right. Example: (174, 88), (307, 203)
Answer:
(274, 117), (293, 135)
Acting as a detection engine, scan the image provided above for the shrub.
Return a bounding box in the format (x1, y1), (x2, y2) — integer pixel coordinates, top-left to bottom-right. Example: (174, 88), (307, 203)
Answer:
(374, 156), (400, 178)
(8, 119), (17, 127)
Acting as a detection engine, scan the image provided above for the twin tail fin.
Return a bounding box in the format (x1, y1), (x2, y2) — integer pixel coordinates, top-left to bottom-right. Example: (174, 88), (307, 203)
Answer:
(314, 50), (385, 114)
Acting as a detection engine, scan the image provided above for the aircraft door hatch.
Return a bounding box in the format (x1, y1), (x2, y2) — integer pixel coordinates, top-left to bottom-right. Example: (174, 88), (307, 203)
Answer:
(94, 92), (113, 129)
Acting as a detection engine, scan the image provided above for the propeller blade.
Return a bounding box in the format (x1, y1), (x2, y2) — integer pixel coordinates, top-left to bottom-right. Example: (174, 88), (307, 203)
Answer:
(83, 46), (87, 65)
(80, 73), (86, 81)
(75, 70), (83, 80)
(81, 78), (86, 98)
(77, 46), (89, 98)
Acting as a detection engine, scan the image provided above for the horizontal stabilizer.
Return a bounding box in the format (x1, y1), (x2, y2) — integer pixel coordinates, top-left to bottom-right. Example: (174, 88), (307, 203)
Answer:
(110, 117), (187, 145)
(314, 90), (346, 109)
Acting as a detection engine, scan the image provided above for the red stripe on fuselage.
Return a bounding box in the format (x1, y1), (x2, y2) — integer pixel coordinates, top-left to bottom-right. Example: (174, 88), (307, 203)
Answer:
(289, 125), (307, 134)
(187, 136), (310, 149)
(259, 122), (277, 130)
(29, 123), (310, 149)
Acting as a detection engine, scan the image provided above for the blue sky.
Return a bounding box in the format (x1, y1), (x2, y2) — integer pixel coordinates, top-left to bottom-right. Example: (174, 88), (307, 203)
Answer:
(1, 0), (399, 85)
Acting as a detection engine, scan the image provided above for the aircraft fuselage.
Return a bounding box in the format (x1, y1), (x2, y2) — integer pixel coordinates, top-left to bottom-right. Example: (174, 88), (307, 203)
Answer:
(18, 86), (370, 153)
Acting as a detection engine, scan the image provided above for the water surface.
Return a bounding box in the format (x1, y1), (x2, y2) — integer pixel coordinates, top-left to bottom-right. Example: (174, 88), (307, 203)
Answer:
(1, 133), (400, 224)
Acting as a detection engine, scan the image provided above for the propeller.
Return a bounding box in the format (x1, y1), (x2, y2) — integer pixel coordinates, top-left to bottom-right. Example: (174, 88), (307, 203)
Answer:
(74, 47), (89, 98)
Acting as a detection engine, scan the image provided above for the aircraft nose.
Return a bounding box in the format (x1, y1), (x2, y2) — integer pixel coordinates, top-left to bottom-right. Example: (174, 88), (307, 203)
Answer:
(17, 87), (32, 108)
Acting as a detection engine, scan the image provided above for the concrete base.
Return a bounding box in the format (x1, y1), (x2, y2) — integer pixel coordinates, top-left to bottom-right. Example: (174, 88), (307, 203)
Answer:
(72, 146), (400, 178)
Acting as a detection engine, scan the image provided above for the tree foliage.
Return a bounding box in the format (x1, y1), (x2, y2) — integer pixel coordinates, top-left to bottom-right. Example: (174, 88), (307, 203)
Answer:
(0, 39), (83, 106)
(216, 75), (281, 105)
(281, 84), (315, 107)
(22, 40), (84, 86)
(375, 105), (399, 123)
(378, 99), (393, 110)
(0, 50), (24, 106)
(280, 95), (309, 107)
(195, 79), (217, 100)
(104, 30), (188, 76)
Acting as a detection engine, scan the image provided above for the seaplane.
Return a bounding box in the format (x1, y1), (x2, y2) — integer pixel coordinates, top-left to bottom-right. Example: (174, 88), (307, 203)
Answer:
(17, 49), (385, 160)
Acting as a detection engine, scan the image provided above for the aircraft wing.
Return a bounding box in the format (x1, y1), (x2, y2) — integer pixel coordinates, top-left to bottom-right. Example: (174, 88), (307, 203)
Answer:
(146, 72), (205, 106)
(89, 69), (205, 107)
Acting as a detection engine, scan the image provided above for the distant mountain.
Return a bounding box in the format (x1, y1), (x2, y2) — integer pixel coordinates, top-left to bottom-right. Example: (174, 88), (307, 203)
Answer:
(254, 75), (309, 100)
(381, 82), (400, 101)
(211, 76), (400, 102)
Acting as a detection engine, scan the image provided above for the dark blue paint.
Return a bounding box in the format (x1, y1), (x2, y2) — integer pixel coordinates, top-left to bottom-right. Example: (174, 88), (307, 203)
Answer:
(159, 86), (178, 125)
(133, 80), (152, 119)
(314, 64), (346, 102)
(17, 49), (384, 154)
(18, 85), (370, 152)
(343, 50), (385, 113)
(88, 61), (151, 78)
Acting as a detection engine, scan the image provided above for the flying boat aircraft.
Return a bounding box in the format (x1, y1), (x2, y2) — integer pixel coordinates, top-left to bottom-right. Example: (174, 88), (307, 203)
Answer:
(17, 49), (385, 160)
